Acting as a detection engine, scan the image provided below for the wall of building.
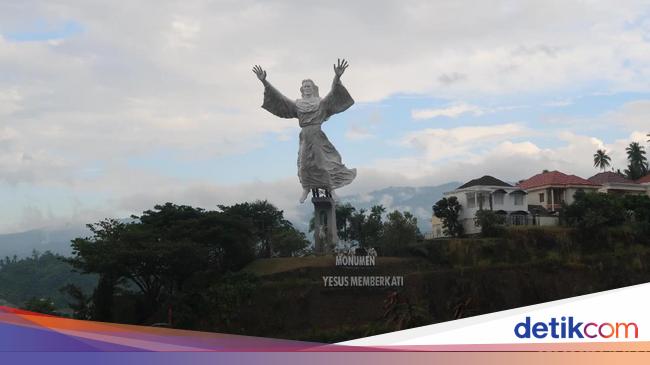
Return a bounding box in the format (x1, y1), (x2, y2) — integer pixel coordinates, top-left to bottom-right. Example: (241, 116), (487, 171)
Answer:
(535, 216), (559, 226)
(445, 188), (528, 222)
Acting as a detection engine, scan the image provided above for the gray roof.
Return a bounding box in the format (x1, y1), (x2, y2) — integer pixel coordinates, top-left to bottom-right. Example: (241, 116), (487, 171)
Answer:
(457, 175), (513, 189)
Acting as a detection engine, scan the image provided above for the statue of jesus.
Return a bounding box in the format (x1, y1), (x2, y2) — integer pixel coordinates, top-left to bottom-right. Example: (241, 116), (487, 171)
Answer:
(253, 59), (357, 203)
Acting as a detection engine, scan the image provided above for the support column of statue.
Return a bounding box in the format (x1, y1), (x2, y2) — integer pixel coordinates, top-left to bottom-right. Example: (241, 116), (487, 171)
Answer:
(253, 59), (356, 254)
(311, 188), (338, 254)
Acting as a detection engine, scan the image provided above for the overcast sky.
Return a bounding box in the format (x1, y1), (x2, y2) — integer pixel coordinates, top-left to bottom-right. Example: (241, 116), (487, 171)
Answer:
(1, 1), (649, 233)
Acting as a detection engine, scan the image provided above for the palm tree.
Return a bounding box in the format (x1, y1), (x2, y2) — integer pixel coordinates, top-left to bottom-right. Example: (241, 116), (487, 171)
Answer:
(624, 142), (648, 180)
(593, 149), (611, 171)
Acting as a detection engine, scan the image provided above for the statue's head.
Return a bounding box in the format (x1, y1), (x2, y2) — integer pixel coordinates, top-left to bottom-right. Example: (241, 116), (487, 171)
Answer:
(300, 79), (319, 98)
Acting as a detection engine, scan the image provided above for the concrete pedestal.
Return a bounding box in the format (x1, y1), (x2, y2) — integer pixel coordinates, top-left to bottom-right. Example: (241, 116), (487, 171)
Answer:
(312, 197), (338, 254)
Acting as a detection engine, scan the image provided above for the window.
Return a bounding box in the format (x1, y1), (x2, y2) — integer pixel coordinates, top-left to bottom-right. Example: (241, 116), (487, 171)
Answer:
(466, 192), (476, 208)
(511, 214), (527, 225)
(493, 192), (504, 205)
(539, 193), (545, 203)
(514, 193), (524, 206)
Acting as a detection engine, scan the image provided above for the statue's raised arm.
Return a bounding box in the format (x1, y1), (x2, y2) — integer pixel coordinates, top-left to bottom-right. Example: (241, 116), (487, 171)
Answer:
(321, 59), (354, 119)
(253, 65), (297, 119)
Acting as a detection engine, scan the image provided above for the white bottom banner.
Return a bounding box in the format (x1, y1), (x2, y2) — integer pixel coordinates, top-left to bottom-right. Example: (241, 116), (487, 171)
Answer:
(340, 282), (649, 346)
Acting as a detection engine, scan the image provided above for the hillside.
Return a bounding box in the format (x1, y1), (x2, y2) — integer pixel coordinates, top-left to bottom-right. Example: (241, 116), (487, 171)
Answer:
(213, 226), (650, 342)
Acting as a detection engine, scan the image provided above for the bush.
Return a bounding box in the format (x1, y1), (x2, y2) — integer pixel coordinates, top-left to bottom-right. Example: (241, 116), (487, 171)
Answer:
(474, 210), (506, 237)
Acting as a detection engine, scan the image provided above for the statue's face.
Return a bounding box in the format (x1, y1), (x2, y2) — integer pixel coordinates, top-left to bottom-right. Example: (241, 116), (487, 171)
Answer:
(302, 81), (314, 97)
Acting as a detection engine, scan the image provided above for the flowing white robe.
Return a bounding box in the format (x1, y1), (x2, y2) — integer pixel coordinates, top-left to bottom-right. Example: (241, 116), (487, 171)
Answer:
(261, 78), (356, 190)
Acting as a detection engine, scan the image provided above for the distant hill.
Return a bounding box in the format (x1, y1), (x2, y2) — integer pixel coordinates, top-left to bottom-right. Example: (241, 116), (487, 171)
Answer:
(343, 183), (461, 233)
(0, 184), (460, 257)
(0, 218), (137, 259)
(0, 226), (90, 259)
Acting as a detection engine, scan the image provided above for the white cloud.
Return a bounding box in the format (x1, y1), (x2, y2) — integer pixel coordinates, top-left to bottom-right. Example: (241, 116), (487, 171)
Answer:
(603, 100), (650, 130)
(412, 102), (484, 119)
(398, 123), (529, 162)
(345, 126), (375, 141)
(0, 1), (650, 232)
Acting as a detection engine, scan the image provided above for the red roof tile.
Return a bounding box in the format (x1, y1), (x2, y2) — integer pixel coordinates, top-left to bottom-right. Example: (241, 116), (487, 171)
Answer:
(588, 171), (635, 185)
(637, 174), (650, 184)
(517, 170), (599, 190)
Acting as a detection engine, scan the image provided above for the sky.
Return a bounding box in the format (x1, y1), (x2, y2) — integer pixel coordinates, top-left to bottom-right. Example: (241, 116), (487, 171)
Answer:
(0, 0), (649, 233)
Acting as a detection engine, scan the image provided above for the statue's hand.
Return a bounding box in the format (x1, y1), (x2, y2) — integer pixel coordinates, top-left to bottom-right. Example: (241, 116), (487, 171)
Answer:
(333, 58), (349, 78)
(252, 65), (267, 82)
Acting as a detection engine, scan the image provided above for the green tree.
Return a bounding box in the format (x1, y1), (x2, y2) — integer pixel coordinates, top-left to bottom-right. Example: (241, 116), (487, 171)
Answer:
(348, 208), (368, 247)
(69, 203), (256, 323)
(365, 205), (386, 247)
(593, 149), (611, 171)
(380, 210), (421, 255)
(0, 251), (96, 312)
(218, 200), (292, 258)
(68, 219), (129, 321)
(205, 272), (258, 332)
(624, 142), (648, 180)
(347, 205), (385, 248)
(335, 203), (356, 243)
(271, 225), (309, 257)
(60, 284), (92, 320)
(433, 197), (464, 237)
(474, 210), (506, 237)
(562, 191), (626, 234)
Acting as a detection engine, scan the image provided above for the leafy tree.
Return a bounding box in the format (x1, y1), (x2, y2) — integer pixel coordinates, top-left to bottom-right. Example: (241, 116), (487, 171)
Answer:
(60, 284), (92, 320)
(380, 210), (421, 255)
(433, 197), (464, 237)
(347, 205), (386, 248)
(348, 208), (367, 247)
(69, 203), (256, 323)
(562, 191), (626, 234)
(68, 219), (128, 321)
(365, 205), (386, 247)
(474, 210), (506, 237)
(335, 203), (356, 243)
(622, 194), (650, 222)
(0, 251), (96, 311)
(271, 225), (309, 257)
(205, 272), (258, 332)
(218, 200), (292, 258)
(624, 142), (648, 180)
(593, 149), (611, 171)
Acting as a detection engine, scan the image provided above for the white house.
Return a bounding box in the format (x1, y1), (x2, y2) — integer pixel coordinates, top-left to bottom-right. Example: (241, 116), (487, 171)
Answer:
(429, 171), (650, 238)
(434, 175), (530, 236)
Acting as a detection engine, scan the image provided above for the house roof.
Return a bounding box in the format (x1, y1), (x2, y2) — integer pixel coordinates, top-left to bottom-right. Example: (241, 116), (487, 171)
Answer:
(637, 174), (650, 184)
(517, 170), (599, 190)
(457, 175), (512, 190)
(588, 171), (635, 185)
